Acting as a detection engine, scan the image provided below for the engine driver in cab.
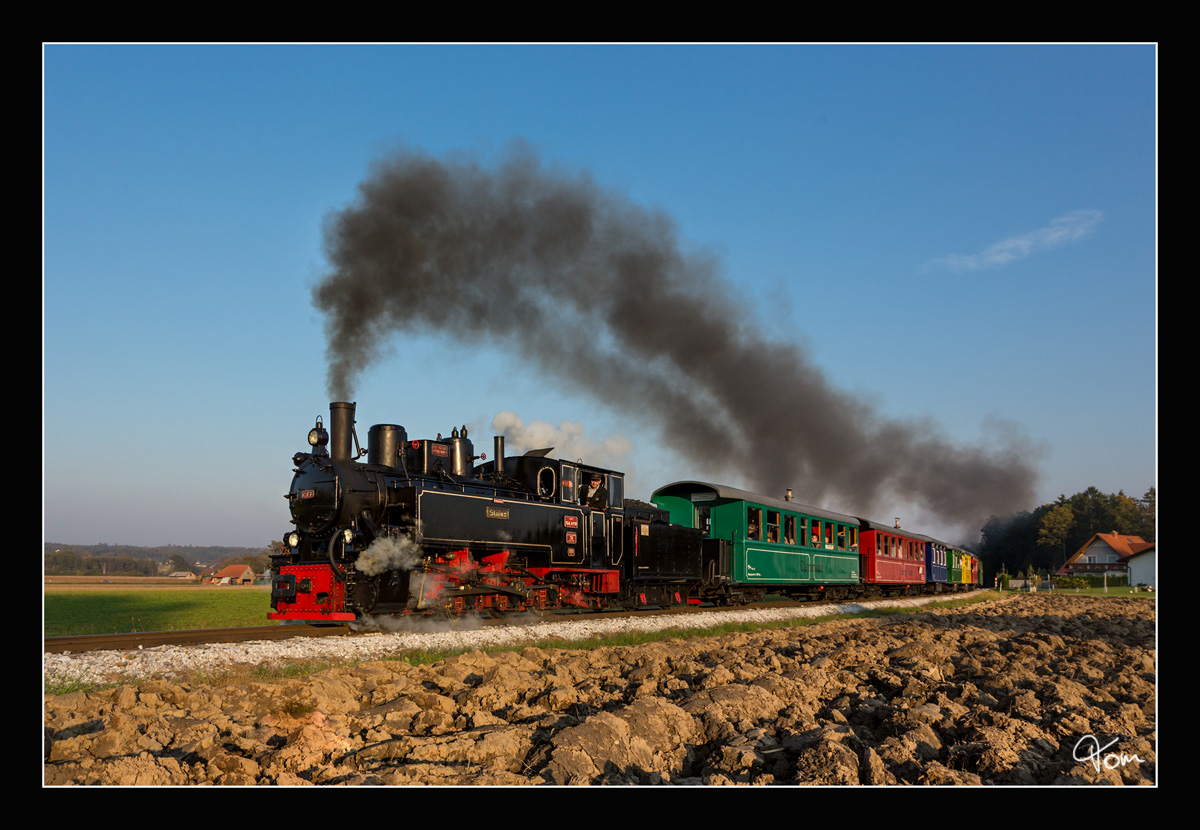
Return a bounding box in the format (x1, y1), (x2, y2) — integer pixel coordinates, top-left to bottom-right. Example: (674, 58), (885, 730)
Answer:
(582, 472), (608, 510)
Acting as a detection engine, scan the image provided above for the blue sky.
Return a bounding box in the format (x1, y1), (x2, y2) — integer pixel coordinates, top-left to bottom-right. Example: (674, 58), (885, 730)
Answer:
(43, 44), (1157, 548)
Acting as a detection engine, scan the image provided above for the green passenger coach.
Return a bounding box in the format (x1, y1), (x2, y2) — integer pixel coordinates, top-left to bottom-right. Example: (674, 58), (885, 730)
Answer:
(651, 481), (861, 601)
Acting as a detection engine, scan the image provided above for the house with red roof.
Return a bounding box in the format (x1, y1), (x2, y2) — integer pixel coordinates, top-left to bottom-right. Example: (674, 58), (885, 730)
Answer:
(208, 564), (256, 585)
(1056, 532), (1154, 582)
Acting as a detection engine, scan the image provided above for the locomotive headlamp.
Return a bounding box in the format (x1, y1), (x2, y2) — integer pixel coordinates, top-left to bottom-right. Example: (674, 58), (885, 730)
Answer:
(287, 531), (300, 548)
(308, 427), (329, 447)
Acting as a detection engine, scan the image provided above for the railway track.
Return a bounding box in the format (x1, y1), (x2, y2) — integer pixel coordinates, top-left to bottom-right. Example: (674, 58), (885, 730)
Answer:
(43, 624), (353, 654)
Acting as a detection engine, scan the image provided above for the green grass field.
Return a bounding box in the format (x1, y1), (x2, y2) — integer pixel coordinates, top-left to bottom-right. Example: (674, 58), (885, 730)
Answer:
(43, 587), (276, 636)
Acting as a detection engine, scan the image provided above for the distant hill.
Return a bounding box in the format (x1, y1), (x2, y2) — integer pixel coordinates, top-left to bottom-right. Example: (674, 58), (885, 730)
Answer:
(44, 543), (267, 567)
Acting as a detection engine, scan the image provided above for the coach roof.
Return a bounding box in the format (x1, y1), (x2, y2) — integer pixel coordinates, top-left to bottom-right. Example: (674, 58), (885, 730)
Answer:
(652, 481), (860, 526)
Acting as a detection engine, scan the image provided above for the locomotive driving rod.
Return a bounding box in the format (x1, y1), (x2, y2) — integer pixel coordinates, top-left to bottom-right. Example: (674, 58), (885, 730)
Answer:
(421, 564), (538, 600)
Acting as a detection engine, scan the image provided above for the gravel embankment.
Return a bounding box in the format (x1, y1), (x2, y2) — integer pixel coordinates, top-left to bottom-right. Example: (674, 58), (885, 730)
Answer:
(44, 595), (960, 687)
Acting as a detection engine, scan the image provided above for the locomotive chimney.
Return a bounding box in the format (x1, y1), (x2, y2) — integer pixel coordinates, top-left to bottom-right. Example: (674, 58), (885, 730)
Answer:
(330, 401), (356, 461)
(494, 435), (505, 476)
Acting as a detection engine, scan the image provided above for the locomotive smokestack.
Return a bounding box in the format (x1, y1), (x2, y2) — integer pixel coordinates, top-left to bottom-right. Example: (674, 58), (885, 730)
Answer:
(330, 401), (356, 461)
(494, 435), (505, 476)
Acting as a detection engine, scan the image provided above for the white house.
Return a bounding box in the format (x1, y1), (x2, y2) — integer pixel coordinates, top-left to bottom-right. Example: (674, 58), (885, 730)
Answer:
(1057, 532), (1154, 581)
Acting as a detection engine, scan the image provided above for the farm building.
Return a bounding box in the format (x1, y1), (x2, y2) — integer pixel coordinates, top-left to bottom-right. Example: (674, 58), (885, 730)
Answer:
(208, 565), (256, 585)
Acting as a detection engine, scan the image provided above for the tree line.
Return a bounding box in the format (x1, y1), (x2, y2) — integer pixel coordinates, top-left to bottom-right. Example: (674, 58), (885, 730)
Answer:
(977, 486), (1155, 578)
(44, 549), (160, 576)
(44, 543), (272, 576)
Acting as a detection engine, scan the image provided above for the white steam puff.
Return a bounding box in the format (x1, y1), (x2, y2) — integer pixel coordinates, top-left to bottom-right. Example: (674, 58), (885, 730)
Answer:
(355, 534), (422, 577)
(492, 411), (633, 471)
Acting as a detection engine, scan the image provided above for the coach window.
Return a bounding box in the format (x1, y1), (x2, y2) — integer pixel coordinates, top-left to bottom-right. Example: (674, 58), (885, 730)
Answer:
(810, 520), (821, 546)
(836, 525), (846, 550)
(784, 516), (796, 545)
(849, 527), (858, 551)
(767, 511), (780, 543)
(747, 507), (762, 541)
(824, 523), (833, 548)
(800, 517), (808, 545)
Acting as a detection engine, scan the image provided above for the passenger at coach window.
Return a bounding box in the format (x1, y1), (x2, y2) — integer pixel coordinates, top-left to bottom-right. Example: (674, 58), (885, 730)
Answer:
(581, 473), (608, 510)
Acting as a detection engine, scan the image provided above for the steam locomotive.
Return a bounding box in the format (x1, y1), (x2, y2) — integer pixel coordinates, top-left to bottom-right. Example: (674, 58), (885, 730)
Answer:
(268, 403), (981, 622)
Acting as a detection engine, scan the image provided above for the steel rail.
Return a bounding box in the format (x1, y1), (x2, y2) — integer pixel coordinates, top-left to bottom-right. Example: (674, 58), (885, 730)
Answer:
(44, 624), (352, 654)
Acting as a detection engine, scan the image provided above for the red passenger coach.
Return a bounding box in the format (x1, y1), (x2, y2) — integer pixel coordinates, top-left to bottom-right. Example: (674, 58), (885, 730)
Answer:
(857, 517), (926, 595)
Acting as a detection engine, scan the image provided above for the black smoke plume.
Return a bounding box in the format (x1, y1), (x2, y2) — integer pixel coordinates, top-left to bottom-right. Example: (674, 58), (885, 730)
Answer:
(314, 145), (1040, 530)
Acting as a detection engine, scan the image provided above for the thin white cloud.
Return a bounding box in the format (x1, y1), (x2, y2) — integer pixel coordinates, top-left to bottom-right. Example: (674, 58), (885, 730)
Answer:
(926, 209), (1103, 272)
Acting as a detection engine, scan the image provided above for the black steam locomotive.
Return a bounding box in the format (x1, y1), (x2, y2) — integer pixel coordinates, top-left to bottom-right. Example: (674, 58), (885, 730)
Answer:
(269, 402), (712, 621)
